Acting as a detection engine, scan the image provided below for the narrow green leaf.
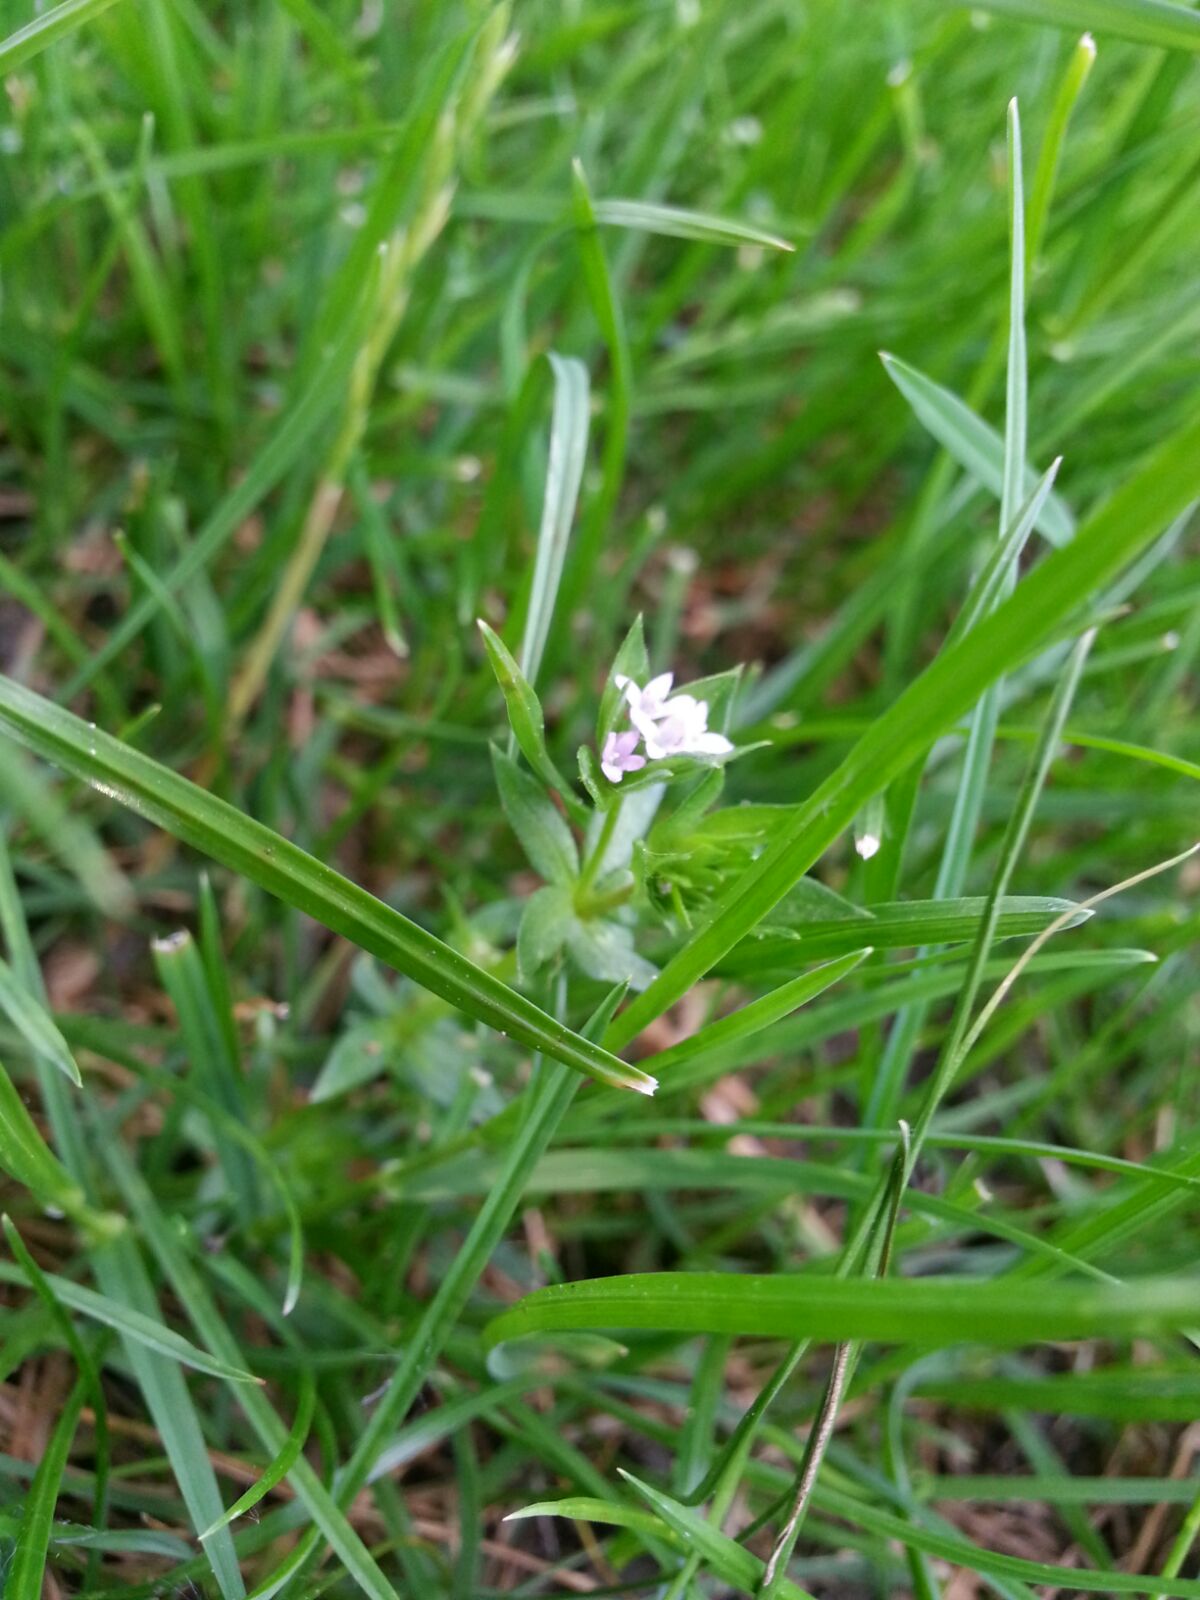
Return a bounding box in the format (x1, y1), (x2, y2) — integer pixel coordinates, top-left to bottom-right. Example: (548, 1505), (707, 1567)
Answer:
(486, 1271), (1200, 1349)
(816, 1479), (1200, 1596)
(153, 929), (257, 1210)
(7, 1380), (84, 1600)
(477, 619), (582, 814)
(200, 1373), (315, 1541)
(492, 745), (580, 886)
(553, 159), (632, 638)
(0, 676), (656, 1097)
(722, 896), (1086, 972)
(3, 1215), (109, 1573)
(597, 615), (651, 749)
(1026, 32), (1097, 270)
(0, 1061), (92, 1225)
(0, 958), (81, 1085)
(881, 353), (1073, 545)
(641, 949), (871, 1078)
(0, 1259), (259, 1382)
(517, 885), (573, 980)
(593, 198), (794, 252)
(518, 352), (590, 688)
(505, 1495), (677, 1544)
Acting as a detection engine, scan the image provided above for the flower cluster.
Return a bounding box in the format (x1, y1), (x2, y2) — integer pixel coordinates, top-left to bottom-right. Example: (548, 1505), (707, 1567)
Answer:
(600, 672), (733, 783)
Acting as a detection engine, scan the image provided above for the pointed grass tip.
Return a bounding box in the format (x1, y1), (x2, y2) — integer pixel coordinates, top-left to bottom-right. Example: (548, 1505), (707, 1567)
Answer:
(620, 1067), (658, 1097)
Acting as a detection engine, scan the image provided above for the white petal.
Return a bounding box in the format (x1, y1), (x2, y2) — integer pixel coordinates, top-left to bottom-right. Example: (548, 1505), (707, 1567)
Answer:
(601, 761), (624, 783)
(692, 731), (734, 755)
(630, 704), (662, 745)
(644, 671), (674, 706)
(660, 692), (700, 719)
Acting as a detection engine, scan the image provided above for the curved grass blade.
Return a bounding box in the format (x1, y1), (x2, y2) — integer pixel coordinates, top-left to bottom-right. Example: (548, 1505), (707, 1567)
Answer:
(593, 198), (794, 252)
(0, 675), (655, 1098)
(1026, 32), (1097, 272)
(199, 1371), (315, 1541)
(485, 1271), (1200, 1349)
(505, 1494), (679, 1546)
(0, 1258), (258, 1381)
(998, 722), (1200, 783)
(0, 1060), (104, 1231)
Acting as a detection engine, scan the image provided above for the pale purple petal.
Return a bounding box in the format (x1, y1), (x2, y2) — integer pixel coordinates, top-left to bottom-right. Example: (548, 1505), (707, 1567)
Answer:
(601, 729), (647, 782)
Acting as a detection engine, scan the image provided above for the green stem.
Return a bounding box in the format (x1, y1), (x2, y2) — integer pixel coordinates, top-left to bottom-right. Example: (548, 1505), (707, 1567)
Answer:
(575, 796), (623, 901)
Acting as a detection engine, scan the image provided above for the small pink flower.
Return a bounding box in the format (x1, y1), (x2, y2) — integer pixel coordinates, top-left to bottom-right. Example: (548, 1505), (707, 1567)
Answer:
(634, 693), (734, 761)
(601, 729), (647, 784)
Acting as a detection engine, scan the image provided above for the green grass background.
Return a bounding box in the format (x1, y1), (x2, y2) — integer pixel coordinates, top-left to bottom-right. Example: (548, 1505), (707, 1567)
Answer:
(0, 0), (1199, 1595)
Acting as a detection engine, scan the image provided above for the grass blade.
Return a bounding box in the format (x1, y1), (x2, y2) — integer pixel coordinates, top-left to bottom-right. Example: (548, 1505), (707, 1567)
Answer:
(199, 1372), (316, 1541)
(881, 352), (1072, 546)
(518, 352), (590, 687)
(4, 1214), (109, 1583)
(485, 1271), (1200, 1348)
(593, 198), (794, 252)
(0, 956), (80, 1083)
(6, 1379), (85, 1599)
(0, 1259), (259, 1381)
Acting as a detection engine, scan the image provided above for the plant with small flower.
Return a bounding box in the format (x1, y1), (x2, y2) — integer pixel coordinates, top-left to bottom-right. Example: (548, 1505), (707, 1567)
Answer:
(479, 616), (752, 994)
